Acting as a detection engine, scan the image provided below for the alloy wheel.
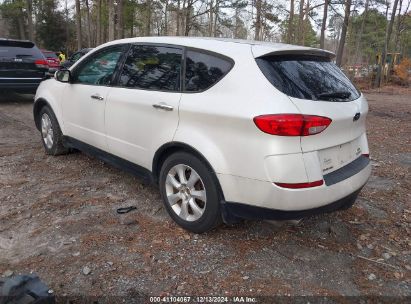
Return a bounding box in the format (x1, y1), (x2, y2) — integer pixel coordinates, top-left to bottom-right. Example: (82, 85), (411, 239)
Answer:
(165, 164), (207, 222)
(41, 113), (54, 149)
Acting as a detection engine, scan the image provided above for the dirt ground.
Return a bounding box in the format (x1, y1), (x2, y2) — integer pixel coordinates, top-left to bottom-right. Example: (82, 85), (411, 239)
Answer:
(0, 88), (410, 301)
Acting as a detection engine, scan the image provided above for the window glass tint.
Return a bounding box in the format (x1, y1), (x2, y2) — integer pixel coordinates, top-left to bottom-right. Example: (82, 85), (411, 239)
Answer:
(0, 41), (44, 59)
(119, 45), (182, 91)
(184, 50), (233, 92)
(74, 47), (123, 85)
(43, 51), (58, 59)
(71, 52), (83, 62)
(256, 56), (360, 102)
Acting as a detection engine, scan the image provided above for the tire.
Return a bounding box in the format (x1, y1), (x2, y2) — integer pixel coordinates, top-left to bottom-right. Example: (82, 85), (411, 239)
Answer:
(159, 152), (223, 233)
(38, 105), (69, 156)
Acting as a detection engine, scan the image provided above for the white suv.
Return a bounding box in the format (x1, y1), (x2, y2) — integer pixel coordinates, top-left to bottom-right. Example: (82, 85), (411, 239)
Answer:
(34, 37), (371, 233)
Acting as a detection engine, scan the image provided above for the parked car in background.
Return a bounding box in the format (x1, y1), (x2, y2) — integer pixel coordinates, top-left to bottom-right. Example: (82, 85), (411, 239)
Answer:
(41, 50), (60, 76)
(61, 48), (92, 69)
(33, 37), (371, 233)
(0, 38), (49, 93)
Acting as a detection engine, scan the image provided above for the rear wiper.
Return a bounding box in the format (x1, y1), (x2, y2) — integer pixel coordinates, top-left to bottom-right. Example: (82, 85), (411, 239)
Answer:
(317, 91), (351, 100)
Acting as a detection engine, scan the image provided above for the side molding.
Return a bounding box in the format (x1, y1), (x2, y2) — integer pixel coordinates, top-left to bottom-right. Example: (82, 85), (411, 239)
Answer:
(63, 136), (154, 185)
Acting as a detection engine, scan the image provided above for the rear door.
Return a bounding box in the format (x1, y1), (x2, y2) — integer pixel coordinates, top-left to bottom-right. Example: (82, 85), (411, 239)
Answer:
(255, 53), (368, 174)
(105, 44), (183, 169)
(0, 40), (47, 83)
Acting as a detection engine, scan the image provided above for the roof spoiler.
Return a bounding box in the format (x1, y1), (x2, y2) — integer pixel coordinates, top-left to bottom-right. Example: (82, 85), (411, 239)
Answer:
(252, 44), (335, 60)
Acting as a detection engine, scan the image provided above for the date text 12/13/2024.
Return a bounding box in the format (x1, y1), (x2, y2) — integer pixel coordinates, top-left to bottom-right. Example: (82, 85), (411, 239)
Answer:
(149, 296), (258, 303)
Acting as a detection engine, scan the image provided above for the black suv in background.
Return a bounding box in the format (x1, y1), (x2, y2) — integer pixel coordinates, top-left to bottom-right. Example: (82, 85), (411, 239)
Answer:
(0, 38), (49, 94)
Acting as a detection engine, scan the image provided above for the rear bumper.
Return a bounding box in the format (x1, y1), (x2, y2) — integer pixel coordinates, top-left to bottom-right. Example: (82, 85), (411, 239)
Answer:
(222, 187), (362, 222)
(217, 156), (371, 223)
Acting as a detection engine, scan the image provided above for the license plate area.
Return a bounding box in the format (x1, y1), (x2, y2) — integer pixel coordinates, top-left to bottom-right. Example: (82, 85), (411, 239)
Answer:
(318, 137), (362, 175)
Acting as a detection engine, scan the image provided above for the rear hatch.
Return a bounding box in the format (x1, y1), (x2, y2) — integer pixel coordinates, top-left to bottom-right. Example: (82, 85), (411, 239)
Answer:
(253, 45), (368, 174)
(0, 39), (48, 81)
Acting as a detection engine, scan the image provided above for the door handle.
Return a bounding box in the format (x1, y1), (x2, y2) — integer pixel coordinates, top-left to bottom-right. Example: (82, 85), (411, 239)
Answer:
(152, 103), (173, 111)
(91, 94), (104, 101)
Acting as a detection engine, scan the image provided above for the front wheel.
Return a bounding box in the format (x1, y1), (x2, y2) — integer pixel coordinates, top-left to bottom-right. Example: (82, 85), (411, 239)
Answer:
(159, 152), (222, 233)
(38, 106), (68, 156)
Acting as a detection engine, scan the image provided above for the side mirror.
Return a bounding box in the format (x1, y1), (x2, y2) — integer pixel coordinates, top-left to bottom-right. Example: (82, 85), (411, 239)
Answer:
(55, 69), (71, 83)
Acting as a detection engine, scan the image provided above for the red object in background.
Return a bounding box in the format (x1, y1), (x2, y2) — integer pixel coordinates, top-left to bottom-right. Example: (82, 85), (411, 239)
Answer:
(41, 50), (60, 69)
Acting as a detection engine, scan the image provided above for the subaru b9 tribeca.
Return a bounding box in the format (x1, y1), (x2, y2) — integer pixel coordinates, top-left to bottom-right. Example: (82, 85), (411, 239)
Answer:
(33, 37), (371, 233)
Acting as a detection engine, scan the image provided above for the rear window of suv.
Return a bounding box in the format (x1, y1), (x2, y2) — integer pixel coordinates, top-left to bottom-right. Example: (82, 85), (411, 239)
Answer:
(0, 40), (44, 59)
(256, 55), (360, 102)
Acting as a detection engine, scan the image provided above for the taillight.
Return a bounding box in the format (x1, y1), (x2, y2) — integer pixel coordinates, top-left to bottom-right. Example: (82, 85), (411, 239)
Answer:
(362, 153), (369, 158)
(34, 59), (49, 69)
(301, 115), (332, 136)
(274, 180), (324, 189)
(253, 114), (332, 136)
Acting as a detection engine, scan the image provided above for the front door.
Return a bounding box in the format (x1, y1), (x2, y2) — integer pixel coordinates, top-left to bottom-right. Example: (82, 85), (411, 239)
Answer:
(61, 45), (126, 151)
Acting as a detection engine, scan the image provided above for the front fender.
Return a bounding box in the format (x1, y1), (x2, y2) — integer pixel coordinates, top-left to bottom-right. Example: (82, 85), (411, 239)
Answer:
(34, 79), (67, 134)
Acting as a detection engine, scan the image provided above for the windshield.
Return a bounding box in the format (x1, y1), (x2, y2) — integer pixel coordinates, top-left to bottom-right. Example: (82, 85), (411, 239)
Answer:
(256, 55), (360, 102)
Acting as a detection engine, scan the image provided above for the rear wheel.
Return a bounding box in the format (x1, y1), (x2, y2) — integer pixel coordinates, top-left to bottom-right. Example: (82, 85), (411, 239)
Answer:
(39, 106), (68, 155)
(159, 152), (222, 233)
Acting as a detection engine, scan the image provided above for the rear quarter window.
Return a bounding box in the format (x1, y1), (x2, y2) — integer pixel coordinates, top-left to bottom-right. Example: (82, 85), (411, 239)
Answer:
(0, 40), (44, 60)
(184, 50), (233, 92)
(256, 55), (360, 102)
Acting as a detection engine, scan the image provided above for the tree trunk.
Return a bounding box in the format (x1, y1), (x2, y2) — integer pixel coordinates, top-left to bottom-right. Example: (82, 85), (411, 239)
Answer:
(75, 0), (82, 49)
(176, 0), (181, 35)
(102, 0), (108, 42)
(394, 0), (403, 51)
(319, 0), (328, 49)
(297, 0), (304, 44)
(301, 0), (309, 45)
(184, 0), (192, 36)
(17, 14), (26, 40)
(117, 0), (124, 39)
(208, 0), (213, 36)
(108, 0), (115, 41)
(353, 0), (369, 64)
(254, 0), (262, 40)
(164, 0), (169, 35)
(26, 0), (34, 41)
(336, 0), (351, 67)
(146, 0), (151, 36)
(287, 0), (294, 43)
(96, 0), (101, 45)
(376, 0), (400, 87)
(130, 16), (134, 37)
(65, 0), (69, 54)
(85, 0), (92, 47)
(213, 1), (218, 37)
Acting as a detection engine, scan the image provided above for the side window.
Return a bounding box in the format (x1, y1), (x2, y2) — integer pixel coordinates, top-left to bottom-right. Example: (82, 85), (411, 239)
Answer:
(184, 50), (233, 92)
(118, 45), (182, 91)
(73, 46), (123, 85)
